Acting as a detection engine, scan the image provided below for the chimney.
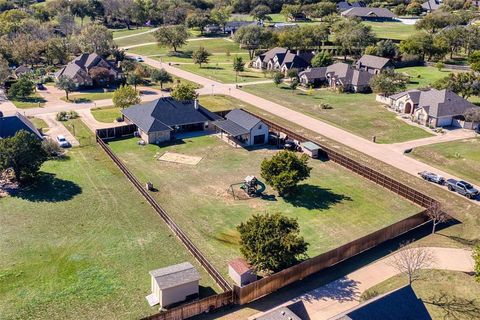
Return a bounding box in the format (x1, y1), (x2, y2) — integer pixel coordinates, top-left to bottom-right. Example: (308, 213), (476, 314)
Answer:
(194, 99), (199, 109)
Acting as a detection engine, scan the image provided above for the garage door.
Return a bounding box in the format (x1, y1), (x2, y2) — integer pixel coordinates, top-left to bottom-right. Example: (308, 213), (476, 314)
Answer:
(253, 134), (265, 145)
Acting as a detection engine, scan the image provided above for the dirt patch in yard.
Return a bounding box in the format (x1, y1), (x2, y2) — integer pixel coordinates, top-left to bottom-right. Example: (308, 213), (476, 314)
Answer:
(157, 152), (203, 165)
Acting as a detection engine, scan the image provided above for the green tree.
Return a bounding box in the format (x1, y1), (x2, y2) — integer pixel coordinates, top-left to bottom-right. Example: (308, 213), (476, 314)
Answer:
(273, 71), (283, 87)
(468, 51), (480, 73)
(280, 4), (302, 21)
(237, 212), (309, 273)
(433, 72), (480, 98)
(9, 77), (34, 100)
(311, 51), (333, 67)
(233, 56), (245, 83)
(261, 150), (312, 196)
(289, 77), (299, 92)
(332, 19), (376, 60)
(150, 68), (172, 90)
(399, 32), (435, 61)
(369, 71), (409, 96)
(127, 73), (143, 91)
(154, 25), (189, 53)
(76, 23), (114, 56)
(234, 25), (276, 60)
(376, 40), (398, 59)
(112, 85), (141, 109)
(0, 130), (47, 183)
(171, 82), (197, 101)
(475, 245), (480, 282)
(415, 11), (455, 33)
(0, 54), (10, 86)
(186, 10), (211, 35)
(192, 47), (211, 68)
(250, 4), (272, 22)
(211, 6), (232, 33)
(55, 75), (77, 101)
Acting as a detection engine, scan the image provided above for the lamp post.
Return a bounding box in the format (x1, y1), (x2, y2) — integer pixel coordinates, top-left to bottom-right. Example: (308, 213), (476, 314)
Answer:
(211, 84), (214, 96)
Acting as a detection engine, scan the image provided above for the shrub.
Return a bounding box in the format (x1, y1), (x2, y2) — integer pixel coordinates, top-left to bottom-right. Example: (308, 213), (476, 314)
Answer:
(42, 139), (64, 158)
(56, 111), (68, 121)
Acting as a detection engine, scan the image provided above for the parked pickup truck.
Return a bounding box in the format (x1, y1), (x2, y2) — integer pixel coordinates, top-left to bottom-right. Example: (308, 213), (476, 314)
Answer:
(418, 171), (445, 185)
(446, 179), (479, 199)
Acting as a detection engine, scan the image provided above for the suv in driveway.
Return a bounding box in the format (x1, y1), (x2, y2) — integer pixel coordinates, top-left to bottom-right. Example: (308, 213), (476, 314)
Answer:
(446, 179), (479, 199)
(56, 135), (70, 148)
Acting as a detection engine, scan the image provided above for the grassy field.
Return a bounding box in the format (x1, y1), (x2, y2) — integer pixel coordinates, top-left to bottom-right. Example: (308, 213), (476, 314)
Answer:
(61, 89), (115, 103)
(199, 95), (255, 112)
(10, 94), (46, 109)
(28, 117), (48, 130)
(397, 66), (453, 89)
(361, 270), (480, 319)
(108, 135), (420, 276)
(179, 64), (266, 84)
(112, 26), (152, 38)
(91, 106), (122, 123)
(0, 142), (218, 320)
(242, 83), (433, 143)
(363, 21), (416, 41)
(410, 138), (480, 187)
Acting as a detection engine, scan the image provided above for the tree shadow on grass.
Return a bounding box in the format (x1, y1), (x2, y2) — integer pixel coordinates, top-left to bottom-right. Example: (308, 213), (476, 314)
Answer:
(9, 172), (82, 202)
(425, 291), (480, 320)
(284, 184), (352, 210)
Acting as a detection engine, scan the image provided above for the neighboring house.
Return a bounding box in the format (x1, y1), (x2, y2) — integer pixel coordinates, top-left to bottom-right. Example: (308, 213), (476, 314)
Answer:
(336, 1), (366, 12)
(146, 262), (201, 308)
(270, 23), (299, 29)
(422, 0), (442, 12)
(330, 285), (431, 320)
(252, 47), (313, 72)
(55, 53), (123, 87)
(206, 21), (258, 34)
(255, 306), (302, 320)
(341, 7), (397, 21)
(13, 65), (32, 79)
(228, 258), (257, 287)
(299, 63), (373, 93)
(0, 112), (43, 139)
(214, 109), (269, 147)
(386, 89), (478, 128)
(355, 55), (395, 74)
(122, 97), (222, 144)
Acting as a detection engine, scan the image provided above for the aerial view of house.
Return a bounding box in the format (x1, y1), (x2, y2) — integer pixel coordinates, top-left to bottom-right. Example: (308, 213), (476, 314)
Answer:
(1, 1), (480, 320)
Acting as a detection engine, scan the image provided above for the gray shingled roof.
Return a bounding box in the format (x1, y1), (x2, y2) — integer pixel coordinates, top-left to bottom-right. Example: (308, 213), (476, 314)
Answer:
(326, 63), (373, 87)
(225, 109), (261, 130)
(299, 67), (327, 81)
(341, 7), (397, 18)
(149, 262), (201, 290)
(417, 89), (476, 118)
(55, 53), (120, 82)
(0, 113), (43, 139)
(255, 307), (301, 320)
(356, 55), (392, 70)
(389, 89), (422, 104)
(259, 47), (289, 63)
(422, 0), (441, 11)
(214, 119), (250, 136)
(121, 98), (222, 133)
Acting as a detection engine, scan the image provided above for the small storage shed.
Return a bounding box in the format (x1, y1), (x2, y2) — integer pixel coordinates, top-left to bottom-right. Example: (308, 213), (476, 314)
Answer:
(228, 258), (257, 287)
(301, 141), (321, 158)
(147, 262), (201, 308)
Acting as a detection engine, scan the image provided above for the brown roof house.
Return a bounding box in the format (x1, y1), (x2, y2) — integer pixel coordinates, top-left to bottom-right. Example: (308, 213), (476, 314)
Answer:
(387, 89), (478, 128)
(341, 7), (397, 21)
(355, 55), (395, 74)
(299, 62), (373, 93)
(228, 258), (257, 286)
(252, 47), (313, 72)
(55, 53), (123, 87)
(146, 262), (201, 308)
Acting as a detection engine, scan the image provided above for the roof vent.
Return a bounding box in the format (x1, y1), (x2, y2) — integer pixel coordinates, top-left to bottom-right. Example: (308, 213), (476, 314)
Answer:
(281, 311), (285, 315)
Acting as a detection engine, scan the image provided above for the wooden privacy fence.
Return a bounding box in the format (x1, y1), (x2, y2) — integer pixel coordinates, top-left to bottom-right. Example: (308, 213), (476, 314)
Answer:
(141, 291), (233, 320)
(234, 210), (430, 305)
(95, 135), (232, 293)
(242, 110), (437, 209)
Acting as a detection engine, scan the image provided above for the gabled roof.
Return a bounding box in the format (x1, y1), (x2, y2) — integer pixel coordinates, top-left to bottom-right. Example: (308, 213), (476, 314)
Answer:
(417, 89), (476, 118)
(326, 62), (373, 87)
(225, 109), (262, 130)
(331, 285), (431, 320)
(341, 7), (397, 18)
(299, 67), (328, 81)
(356, 55), (392, 70)
(259, 47), (289, 63)
(256, 306), (302, 320)
(389, 89), (422, 104)
(55, 53), (121, 81)
(228, 258), (253, 275)
(149, 262), (201, 290)
(0, 113), (43, 139)
(121, 98), (222, 133)
(422, 0), (441, 11)
(337, 1), (366, 11)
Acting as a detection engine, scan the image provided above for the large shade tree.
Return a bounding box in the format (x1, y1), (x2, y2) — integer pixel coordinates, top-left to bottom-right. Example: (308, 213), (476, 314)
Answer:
(112, 85), (140, 109)
(234, 25), (276, 60)
(154, 25), (189, 53)
(237, 212), (309, 273)
(171, 82), (197, 101)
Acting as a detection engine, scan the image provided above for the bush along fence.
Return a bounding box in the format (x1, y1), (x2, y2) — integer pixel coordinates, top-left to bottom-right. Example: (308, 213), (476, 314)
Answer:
(96, 111), (439, 318)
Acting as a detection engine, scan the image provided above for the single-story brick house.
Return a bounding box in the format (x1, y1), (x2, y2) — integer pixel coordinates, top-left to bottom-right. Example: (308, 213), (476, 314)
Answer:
(214, 109), (269, 146)
(147, 262), (200, 308)
(355, 55), (395, 74)
(386, 89), (478, 127)
(0, 112), (43, 139)
(122, 97), (222, 144)
(55, 53), (123, 87)
(341, 7), (397, 21)
(299, 62), (373, 93)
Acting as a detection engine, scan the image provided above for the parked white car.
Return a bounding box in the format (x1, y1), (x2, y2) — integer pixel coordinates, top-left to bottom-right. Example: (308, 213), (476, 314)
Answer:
(134, 57), (144, 62)
(56, 135), (70, 148)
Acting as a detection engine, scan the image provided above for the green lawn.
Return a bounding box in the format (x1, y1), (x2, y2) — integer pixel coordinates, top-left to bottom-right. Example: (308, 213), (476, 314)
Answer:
(363, 21), (416, 41)
(153, 52), (251, 64)
(397, 66), (453, 90)
(115, 32), (157, 48)
(10, 94), (46, 109)
(243, 83), (433, 143)
(179, 64), (266, 84)
(0, 143), (218, 320)
(63, 118), (96, 147)
(61, 89), (115, 103)
(361, 270), (480, 319)
(410, 138), (480, 187)
(112, 26), (152, 38)
(108, 135), (420, 277)
(28, 117), (48, 130)
(91, 106), (122, 124)
(199, 95), (255, 112)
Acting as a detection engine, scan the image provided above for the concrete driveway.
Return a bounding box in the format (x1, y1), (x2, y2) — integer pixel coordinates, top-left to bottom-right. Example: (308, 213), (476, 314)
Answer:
(36, 113), (79, 147)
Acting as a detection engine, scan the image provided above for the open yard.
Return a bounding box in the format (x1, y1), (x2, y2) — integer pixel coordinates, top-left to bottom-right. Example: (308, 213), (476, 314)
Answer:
(361, 270), (480, 319)
(108, 135), (420, 277)
(62, 89), (115, 103)
(362, 21), (416, 41)
(243, 83), (433, 143)
(397, 66), (453, 90)
(91, 106), (122, 123)
(10, 93), (46, 109)
(178, 64), (266, 84)
(0, 143), (218, 320)
(409, 138), (480, 187)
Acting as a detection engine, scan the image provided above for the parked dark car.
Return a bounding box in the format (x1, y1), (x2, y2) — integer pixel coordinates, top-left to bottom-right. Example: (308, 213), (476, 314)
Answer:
(418, 171), (445, 185)
(283, 140), (298, 151)
(36, 83), (46, 90)
(446, 179), (479, 199)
